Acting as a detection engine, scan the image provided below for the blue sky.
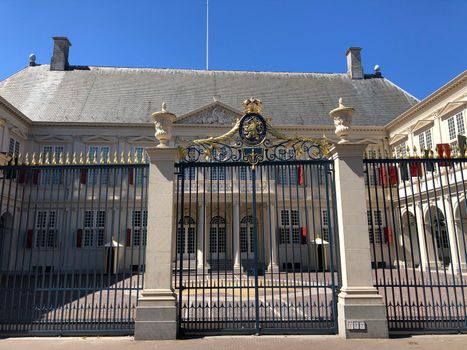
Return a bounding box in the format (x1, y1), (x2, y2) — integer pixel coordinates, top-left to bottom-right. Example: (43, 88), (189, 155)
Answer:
(0, 0), (465, 99)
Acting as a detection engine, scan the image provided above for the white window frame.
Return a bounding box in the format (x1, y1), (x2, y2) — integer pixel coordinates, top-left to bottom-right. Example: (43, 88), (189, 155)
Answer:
(41, 145), (64, 184)
(417, 128), (433, 151)
(132, 210), (148, 246)
(35, 210), (57, 248)
(84, 210), (106, 248)
(367, 210), (382, 244)
(8, 137), (20, 157)
(87, 145), (110, 184)
(279, 209), (300, 244)
(446, 111), (465, 142)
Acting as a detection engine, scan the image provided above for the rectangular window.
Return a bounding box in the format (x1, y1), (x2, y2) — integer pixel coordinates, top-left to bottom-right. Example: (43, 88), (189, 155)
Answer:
(418, 129), (433, 151)
(84, 210), (105, 247)
(132, 210), (148, 246)
(42, 146), (64, 184)
(211, 167), (226, 181)
(8, 138), (20, 157)
(447, 112), (465, 141)
(88, 146), (110, 184)
(280, 210), (300, 244)
(367, 210), (382, 244)
(239, 167), (251, 181)
(35, 210), (57, 248)
(395, 142), (407, 159)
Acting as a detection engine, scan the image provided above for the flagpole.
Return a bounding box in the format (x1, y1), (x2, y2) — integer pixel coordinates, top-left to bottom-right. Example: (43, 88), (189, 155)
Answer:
(206, 0), (209, 70)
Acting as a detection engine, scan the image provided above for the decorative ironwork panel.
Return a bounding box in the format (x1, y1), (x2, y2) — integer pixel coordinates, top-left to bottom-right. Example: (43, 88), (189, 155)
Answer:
(365, 155), (467, 334)
(0, 158), (148, 335)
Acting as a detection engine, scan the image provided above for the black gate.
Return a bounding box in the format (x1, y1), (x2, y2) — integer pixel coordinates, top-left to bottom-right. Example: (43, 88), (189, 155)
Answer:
(0, 154), (148, 335)
(174, 102), (340, 335)
(365, 154), (467, 334)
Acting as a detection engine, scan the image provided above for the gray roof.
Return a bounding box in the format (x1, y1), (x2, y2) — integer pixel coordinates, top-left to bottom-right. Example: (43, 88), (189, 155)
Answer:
(0, 64), (418, 126)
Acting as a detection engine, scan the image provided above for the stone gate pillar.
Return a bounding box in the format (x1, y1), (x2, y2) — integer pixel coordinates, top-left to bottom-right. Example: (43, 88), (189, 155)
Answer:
(135, 104), (178, 340)
(329, 99), (388, 338)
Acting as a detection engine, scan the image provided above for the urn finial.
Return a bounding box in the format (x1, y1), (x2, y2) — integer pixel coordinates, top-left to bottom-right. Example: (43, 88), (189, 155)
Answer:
(329, 98), (355, 143)
(152, 102), (176, 148)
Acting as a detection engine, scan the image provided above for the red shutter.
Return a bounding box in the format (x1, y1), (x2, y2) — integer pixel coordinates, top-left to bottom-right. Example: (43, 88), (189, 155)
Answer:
(32, 170), (39, 185)
(76, 229), (83, 248)
(300, 227), (307, 245)
(80, 169), (87, 184)
(126, 228), (132, 247)
(26, 229), (33, 248)
(388, 166), (398, 185)
(409, 162), (423, 177)
(437, 143), (452, 167)
(384, 227), (393, 245)
(378, 167), (388, 186)
(18, 170), (25, 184)
(298, 165), (304, 185)
(129, 169), (134, 185)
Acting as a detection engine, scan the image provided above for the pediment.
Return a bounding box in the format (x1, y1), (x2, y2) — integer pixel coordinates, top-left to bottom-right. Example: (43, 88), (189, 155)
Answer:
(81, 136), (117, 143)
(175, 102), (241, 125)
(127, 136), (155, 144)
(34, 135), (72, 143)
(11, 127), (28, 140)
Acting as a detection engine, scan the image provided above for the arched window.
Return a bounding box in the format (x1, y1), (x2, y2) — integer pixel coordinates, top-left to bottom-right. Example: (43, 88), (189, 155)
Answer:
(240, 215), (254, 253)
(210, 216), (226, 255)
(177, 216), (196, 256)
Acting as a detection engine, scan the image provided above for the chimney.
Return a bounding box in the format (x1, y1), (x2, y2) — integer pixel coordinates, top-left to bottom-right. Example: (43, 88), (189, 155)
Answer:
(50, 37), (72, 71)
(346, 47), (364, 79)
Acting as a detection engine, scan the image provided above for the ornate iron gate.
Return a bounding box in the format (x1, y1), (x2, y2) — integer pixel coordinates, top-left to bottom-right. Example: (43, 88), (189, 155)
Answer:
(0, 153), (148, 335)
(174, 99), (340, 335)
(365, 154), (467, 333)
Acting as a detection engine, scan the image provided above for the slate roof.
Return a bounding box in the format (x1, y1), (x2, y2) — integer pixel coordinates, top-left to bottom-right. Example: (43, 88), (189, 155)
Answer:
(0, 64), (418, 126)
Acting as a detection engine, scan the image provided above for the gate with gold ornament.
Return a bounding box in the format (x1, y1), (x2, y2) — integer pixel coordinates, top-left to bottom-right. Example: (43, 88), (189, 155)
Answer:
(174, 99), (340, 335)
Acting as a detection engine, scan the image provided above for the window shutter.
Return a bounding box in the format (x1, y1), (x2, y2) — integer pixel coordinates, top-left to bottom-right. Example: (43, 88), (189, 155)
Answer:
(300, 227), (307, 245)
(32, 170), (39, 185)
(129, 169), (134, 185)
(297, 165), (304, 185)
(409, 162), (423, 177)
(388, 166), (398, 185)
(384, 227), (393, 245)
(76, 229), (83, 248)
(378, 167), (387, 186)
(126, 228), (132, 247)
(80, 169), (87, 184)
(18, 170), (26, 184)
(399, 163), (409, 181)
(26, 229), (33, 249)
(437, 143), (452, 167)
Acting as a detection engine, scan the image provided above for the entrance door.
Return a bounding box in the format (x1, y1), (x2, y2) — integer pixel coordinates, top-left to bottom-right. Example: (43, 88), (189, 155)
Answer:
(177, 216), (196, 260)
(209, 216), (226, 260)
(240, 215), (254, 260)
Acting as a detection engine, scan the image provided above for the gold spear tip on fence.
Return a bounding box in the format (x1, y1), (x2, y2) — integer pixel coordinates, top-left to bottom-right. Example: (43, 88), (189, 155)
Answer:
(120, 151), (125, 164)
(79, 152), (84, 164)
(25, 153), (29, 166)
(127, 151), (132, 164)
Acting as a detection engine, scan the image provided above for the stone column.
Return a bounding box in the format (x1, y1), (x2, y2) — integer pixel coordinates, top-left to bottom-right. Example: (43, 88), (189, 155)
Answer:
(197, 204), (205, 270)
(444, 198), (460, 273)
(331, 143), (388, 339)
(415, 204), (430, 270)
(233, 201), (241, 271)
(267, 203), (279, 271)
(134, 147), (178, 340)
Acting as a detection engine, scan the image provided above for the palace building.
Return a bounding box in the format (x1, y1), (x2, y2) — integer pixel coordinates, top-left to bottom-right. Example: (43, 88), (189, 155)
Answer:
(0, 36), (466, 337)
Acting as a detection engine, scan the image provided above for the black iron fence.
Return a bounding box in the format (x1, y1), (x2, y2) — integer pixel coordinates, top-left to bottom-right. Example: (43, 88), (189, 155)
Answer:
(0, 157), (148, 335)
(365, 156), (467, 333)
(174, 160), (340, 335)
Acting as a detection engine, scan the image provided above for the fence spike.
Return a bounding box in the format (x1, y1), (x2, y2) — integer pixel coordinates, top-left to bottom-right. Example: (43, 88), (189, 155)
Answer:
(52, 152), (57, 165)
(127, 151), (132, 164)
(86, 151), (91, 164)
(120, 151), (125, 164)
(65, 152), (70, 165)
(134, 151), (139, 164)
(113, 151), (118, 164)
(17, 153), (22, 165)
(100, 151), (104, 164)
(38, 152), (44, 165)
(25, 152), (29, 165)
(93, 151), (98, 164)
(79, 152), (84, 164)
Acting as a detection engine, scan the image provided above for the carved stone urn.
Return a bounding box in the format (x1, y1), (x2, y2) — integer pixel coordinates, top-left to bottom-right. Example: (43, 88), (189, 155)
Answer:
(152, 102), (176, 148)
(329, 98), (355, 143)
